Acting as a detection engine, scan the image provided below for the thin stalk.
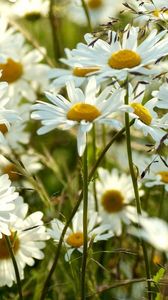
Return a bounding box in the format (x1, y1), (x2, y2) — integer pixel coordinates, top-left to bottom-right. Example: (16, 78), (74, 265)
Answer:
(49, 0), (63, 61)
(92, 125), (98, 211)
(102, 124), (107, 168)
(124, 84), (152, 300)
(81, 142), (88, 300)
(81, 0), (92, 32)
(5, 236), (23, 300)
(40, 122), (134, 300)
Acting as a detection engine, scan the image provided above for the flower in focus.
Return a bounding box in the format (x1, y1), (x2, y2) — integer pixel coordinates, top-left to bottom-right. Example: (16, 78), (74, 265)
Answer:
(69, 25), (168, 80)
(124, 83), (168, 144)
(32, 77), (125, 156)
(89, 168), (142, 235)
(48, 210), (112, 261)
(0, 197), (48, 287)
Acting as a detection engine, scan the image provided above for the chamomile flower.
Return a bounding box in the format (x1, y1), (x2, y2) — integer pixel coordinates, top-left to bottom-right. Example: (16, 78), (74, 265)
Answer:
(140, 155), (168, 191)
(49, 48), (101, 90)
(0, 149), (43, 181)
(0, 81), (20, 145)
(129, 216), (168, 251)
(0, 174), (18, 238)
(124, 84), (168, 144)
(0, 17), (24, 63)
(0, 197), (48, 287)
(152, 83), (168, 109)
(127, 0), (168, 23)
(0, 103), (31, 151)
(69, 25), (168, 80)
(0, 37), (50, 102)
(67, 0), (123, 27)
(89, 168), (142, 236)
(32, 77), (125, 156)
(10, 0), (49, 20)
(48, 211), (113, 261)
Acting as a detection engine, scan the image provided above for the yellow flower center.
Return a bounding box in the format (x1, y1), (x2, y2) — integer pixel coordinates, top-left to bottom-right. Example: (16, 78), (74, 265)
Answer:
(87, 0), (103, 9)
(101, 189), (124, 213)
(108, 49), (141, 70)
(0, 124), (8, 134)
(153, 9), (168, 17)
(73, 67), (100, 77)
(130, 103), (152, 125)
(0, 58), (23, 83)
(3, 164), (20, 181)
(66, 232), (84, 248)
(0, 232), (20, 260)
(67, 103), (101, 122)
(158, 171), (168, 184)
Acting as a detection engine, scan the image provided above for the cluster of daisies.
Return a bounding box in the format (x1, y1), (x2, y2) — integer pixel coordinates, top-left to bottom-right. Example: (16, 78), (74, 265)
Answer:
(0, 0), (167, 299)
(31, 0), (168, 265)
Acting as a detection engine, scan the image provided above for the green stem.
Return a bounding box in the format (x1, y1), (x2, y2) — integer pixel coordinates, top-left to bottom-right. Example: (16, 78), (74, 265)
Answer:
(81, 0), (92, 32)
(49, 0), (63, 61)
(40, 123), (134, 300)
(124, 84), (152, 300)
(81, 142), (88, 300)
(102, 124), (107, 168)
(92, 125), (98, 211)
(5, 236), (23, 300)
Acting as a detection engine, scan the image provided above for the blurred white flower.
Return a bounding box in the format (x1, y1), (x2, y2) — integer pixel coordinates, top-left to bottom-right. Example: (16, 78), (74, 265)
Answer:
(48, 210), (113, 261)
(88, 168), (143, 235)
(1, 0), (49, 20)
(67, 0), (123, 27)
(0, 81), (20, 145)
(152, 82), (168, 109)
(0, 34), (50, 102)
(129, 216), (168, 251)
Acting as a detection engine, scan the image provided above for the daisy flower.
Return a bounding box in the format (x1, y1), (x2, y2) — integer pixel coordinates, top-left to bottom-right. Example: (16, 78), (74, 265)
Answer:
(31, 77), (125, 156)
(140, 155), (168, 192)
(0, 35), (50, 102)
(0, 174), (18, 238)
(0, 149), (43, 182)
(152, 82), (168, 109)
(69, 25), (168, 80)
(129, 216), (168, 251)
(89, 168), (143, 236)
(0, 196), (48, 287)
(0, 17), (24, 63)
(67, 0), (123, 27)
(126, 0), (168, 23)
(48, 210), (113, 261)
(0, 103), (31, 151)
(8, 0), (49, 20)
(0, 80), (20, 145)
(124, 83), (168, 144)
(49, 48), (102, 90)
